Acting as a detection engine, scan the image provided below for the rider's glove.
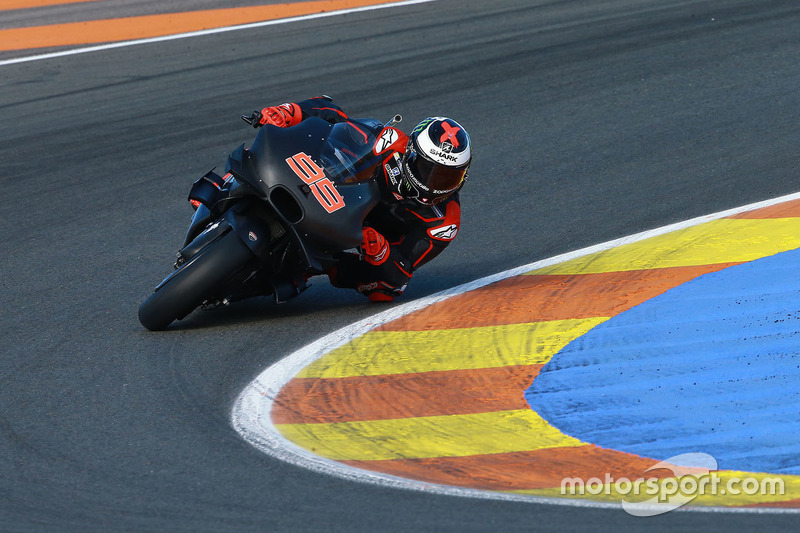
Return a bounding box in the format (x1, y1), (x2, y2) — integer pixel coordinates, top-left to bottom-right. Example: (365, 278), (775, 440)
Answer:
(241, 103), (301, 128)
(259, 104), (301, 128)
(362, 227), (389, 266)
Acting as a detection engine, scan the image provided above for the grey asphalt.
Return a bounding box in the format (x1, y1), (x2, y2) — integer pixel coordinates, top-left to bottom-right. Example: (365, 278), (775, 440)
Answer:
(1, 0), (799, 531)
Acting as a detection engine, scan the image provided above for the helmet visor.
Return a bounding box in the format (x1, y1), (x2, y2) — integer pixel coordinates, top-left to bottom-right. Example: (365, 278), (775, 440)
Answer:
(411, 155), (467, 193)
(404, 153), (467, 205)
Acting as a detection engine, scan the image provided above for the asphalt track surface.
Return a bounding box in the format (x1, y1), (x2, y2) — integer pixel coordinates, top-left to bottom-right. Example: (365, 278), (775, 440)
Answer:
(1, 0), (799, 531)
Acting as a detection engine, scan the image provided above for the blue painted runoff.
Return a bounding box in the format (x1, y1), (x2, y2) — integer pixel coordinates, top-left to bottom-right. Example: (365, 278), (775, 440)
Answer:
(525, 247), (800, 475)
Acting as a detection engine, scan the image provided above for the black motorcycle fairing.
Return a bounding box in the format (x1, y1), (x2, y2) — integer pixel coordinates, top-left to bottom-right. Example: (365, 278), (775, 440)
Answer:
(219, 117), (384, 274)
(184, 203), (212, 247)
(188, 169), (227, 208)
(246, 118), (382, 249)
(225, 144), (265, 199)
(223, 201), (278, 260)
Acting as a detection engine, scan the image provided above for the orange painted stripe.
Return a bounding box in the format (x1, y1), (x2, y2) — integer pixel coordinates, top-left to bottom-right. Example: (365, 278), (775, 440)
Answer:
(0, 0), (407, 51)
(343, 445), (678, 491)
(272, 364), (542, 424)
(727, 198), (800, 219)
(2, 0), (102, 10)
(379, 264), (737, 332)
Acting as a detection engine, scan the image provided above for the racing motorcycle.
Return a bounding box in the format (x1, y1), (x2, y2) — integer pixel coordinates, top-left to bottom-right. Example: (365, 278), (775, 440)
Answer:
(138, 113), (402, 331)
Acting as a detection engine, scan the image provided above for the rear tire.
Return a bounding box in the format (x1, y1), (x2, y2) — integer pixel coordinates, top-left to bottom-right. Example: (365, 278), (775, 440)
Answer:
(138, 229), (254, 331)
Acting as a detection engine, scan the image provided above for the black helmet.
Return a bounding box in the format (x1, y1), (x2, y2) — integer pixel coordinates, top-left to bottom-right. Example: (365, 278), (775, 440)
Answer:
(400, 117), (471, 205)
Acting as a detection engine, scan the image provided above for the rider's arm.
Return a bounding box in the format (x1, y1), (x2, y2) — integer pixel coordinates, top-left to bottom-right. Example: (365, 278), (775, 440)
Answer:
(249, 96), (348, 128)
(295, 96), (349, 124)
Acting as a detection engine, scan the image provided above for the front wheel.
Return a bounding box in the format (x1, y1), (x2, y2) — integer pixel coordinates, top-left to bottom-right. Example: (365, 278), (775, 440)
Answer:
(138, 229), (254, 331)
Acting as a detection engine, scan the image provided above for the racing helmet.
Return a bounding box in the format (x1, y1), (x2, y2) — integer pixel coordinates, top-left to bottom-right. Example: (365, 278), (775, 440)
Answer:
(400, 117), (471, 205)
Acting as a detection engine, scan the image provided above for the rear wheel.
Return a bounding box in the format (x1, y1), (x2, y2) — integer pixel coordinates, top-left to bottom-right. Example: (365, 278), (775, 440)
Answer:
(138, 229), (254, 331)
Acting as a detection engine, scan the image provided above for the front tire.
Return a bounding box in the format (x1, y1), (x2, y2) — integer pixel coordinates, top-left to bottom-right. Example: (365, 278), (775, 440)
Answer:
(138, 229), (254, 331)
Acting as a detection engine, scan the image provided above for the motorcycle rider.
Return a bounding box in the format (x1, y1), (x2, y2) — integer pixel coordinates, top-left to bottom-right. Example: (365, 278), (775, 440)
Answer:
(242, 96), (471, 302)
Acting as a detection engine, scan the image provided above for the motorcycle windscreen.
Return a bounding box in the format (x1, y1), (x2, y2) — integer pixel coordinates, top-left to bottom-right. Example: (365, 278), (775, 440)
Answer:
(319, 119), (383, 184)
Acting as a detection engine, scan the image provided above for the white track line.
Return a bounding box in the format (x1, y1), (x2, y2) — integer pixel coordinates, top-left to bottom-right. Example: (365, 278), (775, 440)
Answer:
(232, 190), (800, 513)
(0, 0), (437, 67)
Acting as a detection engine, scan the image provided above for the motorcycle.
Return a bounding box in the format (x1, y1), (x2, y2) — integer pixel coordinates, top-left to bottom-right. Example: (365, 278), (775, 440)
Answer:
(138, 113), (402, 331)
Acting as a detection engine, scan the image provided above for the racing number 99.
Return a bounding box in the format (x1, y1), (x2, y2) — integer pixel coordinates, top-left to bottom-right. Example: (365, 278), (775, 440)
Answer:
(285, 152), (346, 214)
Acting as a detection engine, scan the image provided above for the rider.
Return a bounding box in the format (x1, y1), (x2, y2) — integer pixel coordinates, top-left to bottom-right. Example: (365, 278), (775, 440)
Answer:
(243, 95), (472, 302)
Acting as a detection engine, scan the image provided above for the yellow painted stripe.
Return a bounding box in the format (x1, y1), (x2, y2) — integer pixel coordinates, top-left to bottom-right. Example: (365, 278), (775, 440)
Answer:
(511, 470), (800, 507)
(276, 409), (585, 461)
(531, 218), (800, 275)
(296, 317), (608, 378)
